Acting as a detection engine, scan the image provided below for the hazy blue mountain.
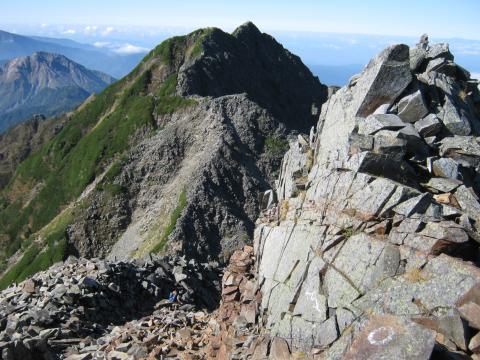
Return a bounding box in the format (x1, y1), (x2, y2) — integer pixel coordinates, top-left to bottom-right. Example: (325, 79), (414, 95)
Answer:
(0, 30), (145, 78)
(29, 35), (102, 51)
(0, 52), (115, 132)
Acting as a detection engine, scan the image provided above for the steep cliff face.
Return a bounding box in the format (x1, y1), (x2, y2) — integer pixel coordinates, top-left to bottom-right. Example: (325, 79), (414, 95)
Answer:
(0, 23), (327, 286)
(254, 41), (480, 358)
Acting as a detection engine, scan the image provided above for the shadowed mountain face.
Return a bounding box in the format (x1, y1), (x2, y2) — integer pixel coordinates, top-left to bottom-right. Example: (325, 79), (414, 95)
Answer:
(0, 22), (327, 286)
(0, 52), (115, 133)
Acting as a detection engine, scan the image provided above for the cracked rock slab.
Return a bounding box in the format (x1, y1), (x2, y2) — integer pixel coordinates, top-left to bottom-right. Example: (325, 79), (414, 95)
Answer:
(397, 90), (429, 123)
(414, 113), (443, 137)
(358, 114), (406, 135)
(343, 315), (436, 360)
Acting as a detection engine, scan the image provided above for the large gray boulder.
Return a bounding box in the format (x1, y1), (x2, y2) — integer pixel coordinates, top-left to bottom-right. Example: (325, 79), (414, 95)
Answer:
(440, 95), (472, 135)
(414, 113), (442, 137)
(397, 90), (429, 123)
(358, 114), (406, 135)
(316, 44), (411, 166)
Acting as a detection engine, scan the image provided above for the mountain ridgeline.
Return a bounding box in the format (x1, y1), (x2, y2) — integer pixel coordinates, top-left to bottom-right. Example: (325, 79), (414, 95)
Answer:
(0, 23), (327, 287)
(0, 52), (115, 132)
(0, 29), (146, 78)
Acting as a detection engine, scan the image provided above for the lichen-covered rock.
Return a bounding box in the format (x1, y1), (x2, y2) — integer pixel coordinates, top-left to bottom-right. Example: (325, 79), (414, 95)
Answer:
(343, 315), (436, 360)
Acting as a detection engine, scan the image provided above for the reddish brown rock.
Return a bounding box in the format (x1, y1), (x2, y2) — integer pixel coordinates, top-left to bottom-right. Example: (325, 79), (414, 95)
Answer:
(222, 285), (239, 296)
(469, 332), (480, 353)
(457, 284), (480, 330)
(270, 337), (291, 360)
(22, 279), (36, 294)
(240, 303), (257, 324)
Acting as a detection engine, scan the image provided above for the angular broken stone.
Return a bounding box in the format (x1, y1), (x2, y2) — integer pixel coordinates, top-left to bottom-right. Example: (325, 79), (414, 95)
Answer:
(424, 177), (461, 193)
(427, 43), (454, 61)
(260, 189), (277, 210)
(355, 44), (412, 117)
(419, 221), (468, 244)
(372, 133), (407, 158)
(456, 284), (480, 331)
(426, 57), (448, 73)
(433, 193), (460, 208)
(424, 135), (437, 147)
(440, 95), (472, 136)
(79, 277), (99, 289)
(397, 90), (429, 123)
(240, 303), (256, 324)
(373, 103), (391, 114)
(392, 193), (431, 217)
(432, 157), (460, 179)
(455, 185), (480, 220)
(469, 331), (480, 353)
(414, 114), (443, 137)
(358, 114), (406, 135)
(269, 337), (291, 360)
(343, 315), (436, 360)
(22, 280), (36, 294)
(348, 133), (374, 154)
(413, 309), (468, 351)
(374, 126), (428, 160)
(439, 136), (480, 168)
(410, 47), (426, 72)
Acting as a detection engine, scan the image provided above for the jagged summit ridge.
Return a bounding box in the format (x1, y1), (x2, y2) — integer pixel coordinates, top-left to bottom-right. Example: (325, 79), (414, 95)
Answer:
(176, 22), (326, 131)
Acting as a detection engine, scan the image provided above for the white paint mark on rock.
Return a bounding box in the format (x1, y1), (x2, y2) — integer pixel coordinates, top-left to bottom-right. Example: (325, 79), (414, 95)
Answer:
(305, 290), (323, 313)
(367, 326), (395, 346)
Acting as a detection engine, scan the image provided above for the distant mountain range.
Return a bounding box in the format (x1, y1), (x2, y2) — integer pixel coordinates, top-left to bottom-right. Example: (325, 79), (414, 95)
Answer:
(0, 30), (146, 78)
(0, 52), (115, 132)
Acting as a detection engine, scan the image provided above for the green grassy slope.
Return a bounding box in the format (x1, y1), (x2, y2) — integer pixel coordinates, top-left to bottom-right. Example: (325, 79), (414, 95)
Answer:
(0, 30), (208, 285)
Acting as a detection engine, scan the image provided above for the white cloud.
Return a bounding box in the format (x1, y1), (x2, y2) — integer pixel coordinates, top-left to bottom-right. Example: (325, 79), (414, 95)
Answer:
(113, 43), (149, 55)
(101, 26), (115, 36)
(452, 43), (480, 56)
(472, 73), (480, 80)
(62, 29), (77, 35)
(40, 23), (48, 28)
(84, 25), (98, 34)
(323, 43), (341, 50)
(93, 41), (111, 48)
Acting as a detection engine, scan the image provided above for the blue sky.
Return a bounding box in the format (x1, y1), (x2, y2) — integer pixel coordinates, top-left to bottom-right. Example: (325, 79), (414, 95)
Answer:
(1, 0), (479, 39)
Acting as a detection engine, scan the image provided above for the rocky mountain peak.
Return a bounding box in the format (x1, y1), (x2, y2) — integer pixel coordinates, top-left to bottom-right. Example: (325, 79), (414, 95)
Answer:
(0, 52), (115, 132)
(175, 23), (326, 131)
(231, 21), (262, 39)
